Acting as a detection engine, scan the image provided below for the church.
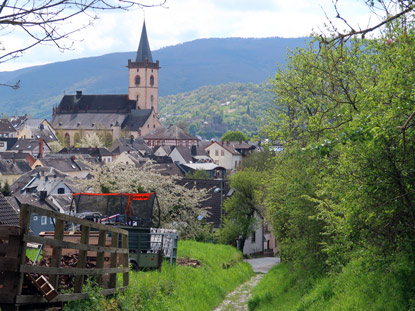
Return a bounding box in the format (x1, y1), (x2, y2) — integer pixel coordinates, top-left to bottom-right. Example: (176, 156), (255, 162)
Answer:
(51, 21), (161, 146)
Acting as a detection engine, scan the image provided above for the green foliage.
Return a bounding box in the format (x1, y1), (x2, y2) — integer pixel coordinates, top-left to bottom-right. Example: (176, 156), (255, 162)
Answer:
(64, 241), (254, 311)
(249, 255), (415, 311)
(261, 11), (415, 274)
(160, 82), (275, 138)
(221, 130), (249, 142)
(1, 180), (11, 196)
(185, 169), (211, 179)
(216, 169), (262, 252)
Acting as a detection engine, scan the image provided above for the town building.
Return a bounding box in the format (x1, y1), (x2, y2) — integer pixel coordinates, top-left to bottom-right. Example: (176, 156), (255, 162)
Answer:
(51, 21), (161, 146)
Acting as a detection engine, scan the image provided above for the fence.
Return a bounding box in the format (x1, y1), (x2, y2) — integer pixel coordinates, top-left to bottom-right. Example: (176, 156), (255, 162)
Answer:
(0, 204), (129, 310)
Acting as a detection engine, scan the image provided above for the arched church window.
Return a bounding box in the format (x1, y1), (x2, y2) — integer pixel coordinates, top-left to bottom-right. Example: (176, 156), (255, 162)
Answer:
(150, 75), (154, 86)
(64, 133), (70, 147)
(135, 75), (141, 85)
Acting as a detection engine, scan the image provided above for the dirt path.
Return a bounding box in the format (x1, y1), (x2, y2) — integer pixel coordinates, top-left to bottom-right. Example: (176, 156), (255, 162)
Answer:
(213, 257), (280, 311)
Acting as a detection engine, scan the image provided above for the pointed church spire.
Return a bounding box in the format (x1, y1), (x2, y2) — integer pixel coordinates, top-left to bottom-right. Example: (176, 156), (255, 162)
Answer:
(135, 21), (153, 63)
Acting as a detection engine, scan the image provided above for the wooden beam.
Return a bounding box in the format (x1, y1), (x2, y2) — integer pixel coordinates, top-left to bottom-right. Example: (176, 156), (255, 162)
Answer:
(50, 218), (65, 289)
(24, 235), (128, 254)
(122, 233), (129, 287)
(95, 230), (107, 286)
(109, 232), (119, 289)
(19, 265), (129, 275)
(74, 226), (90, 293)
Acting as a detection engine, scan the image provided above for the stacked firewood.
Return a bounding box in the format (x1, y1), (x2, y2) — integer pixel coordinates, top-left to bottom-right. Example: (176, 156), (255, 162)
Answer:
(23, 253), (96, 293)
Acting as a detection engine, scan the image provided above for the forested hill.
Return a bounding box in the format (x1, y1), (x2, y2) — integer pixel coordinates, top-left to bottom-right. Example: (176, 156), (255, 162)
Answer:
(159, 81), (275, 139)
(0, 37), (307, 119)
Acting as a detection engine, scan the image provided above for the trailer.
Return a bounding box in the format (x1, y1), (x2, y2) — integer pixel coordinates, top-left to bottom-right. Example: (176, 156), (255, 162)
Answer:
(70, 192), (178, 270)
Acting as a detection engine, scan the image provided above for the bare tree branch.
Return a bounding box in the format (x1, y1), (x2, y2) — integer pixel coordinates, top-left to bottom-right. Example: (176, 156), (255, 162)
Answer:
(0, 0), (167, 64)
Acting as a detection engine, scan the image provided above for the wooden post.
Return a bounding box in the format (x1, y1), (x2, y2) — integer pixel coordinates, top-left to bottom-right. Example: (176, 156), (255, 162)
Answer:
(16, 204), (30, 297)
(95, 230), (107, 286)
(122, 234), (129, 287)
(108, 232), (119, 289)
(74, 226), (90, 293)
(50, 218), (65, 289)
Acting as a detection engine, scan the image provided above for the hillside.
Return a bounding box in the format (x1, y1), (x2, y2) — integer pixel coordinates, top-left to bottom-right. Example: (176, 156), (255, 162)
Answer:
(159, 81), (275, 139)
(0, 37), (307, 119)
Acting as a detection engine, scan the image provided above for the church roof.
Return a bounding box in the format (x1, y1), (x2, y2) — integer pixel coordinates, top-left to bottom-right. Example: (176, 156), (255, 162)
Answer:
(122, 109), (153, 131)
(56, 93), (135, 114)
(51, 113), (127, 130)
(136, 21), (153, 63)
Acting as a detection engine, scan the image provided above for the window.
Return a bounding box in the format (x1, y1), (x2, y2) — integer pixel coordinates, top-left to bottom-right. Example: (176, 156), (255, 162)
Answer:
(50, 218), (54, 224)
(33, 216), (38, 221)
(235, 160), (238, 167)
(215, 150), (219, 156)
(251, 231), (256, 242)
(135, 75), (141, 85)
(150, 75), (154, 86)
(41, 216), (47, 225)
(151, 95), (154, 103)
(57, 187), (65, 194)
(221, 150), (224, 156)
(0, 142), (4, 147)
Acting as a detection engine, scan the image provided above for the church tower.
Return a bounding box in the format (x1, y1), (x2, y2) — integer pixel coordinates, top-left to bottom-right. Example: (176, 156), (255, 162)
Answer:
(128, 21), (160, 115)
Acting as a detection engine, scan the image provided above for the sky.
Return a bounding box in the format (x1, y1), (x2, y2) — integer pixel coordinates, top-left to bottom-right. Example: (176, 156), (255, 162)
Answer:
(0, 0), (376, 72)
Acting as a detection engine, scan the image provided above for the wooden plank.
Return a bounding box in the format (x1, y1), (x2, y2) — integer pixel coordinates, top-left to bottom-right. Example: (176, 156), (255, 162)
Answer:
(95, 230), (107, 285)
(74, 226), (90, 293)
(0, 226), (22, 237)
(24, 235), (128, 254)
(14, 287), (127, 304)
(0, 257), (19, 272)
(50, 218), (65, 289)
(122, 234), (129, 287)
(20, 264), (129, 275)
(109, 232), (119, 289)
(25, 205), (128, 235)
(0, 291), (16, 304)
(16, 204), (30, 297)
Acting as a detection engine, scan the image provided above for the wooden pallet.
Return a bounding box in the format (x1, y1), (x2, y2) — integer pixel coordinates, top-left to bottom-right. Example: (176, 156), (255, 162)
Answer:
(26, 274), (58, 302)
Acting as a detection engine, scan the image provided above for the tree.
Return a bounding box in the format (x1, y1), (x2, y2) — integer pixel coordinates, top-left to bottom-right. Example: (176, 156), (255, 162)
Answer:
(48, 140), (63, 153)
(220, 131), (249, 142)
(261, 1), (415, 272)
(1, 180), (11, 196)
(77, 161), (209, 239)
(0, 0), (166, 65)
(185, 169), (210, 179)
(216, 168), (261, 252)
(79, 132), (104, 148)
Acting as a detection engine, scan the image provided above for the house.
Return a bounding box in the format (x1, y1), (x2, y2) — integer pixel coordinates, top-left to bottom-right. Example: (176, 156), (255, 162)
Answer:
(112, 151), (147, 167)
(0, 119), (18, 138)
(58, 147), (114, 163)
(10, 166), (78, 196)
(51, 21), (161, 146)
(179, 163), (226, 179)
(0, 138), (18, 152)
(143, 124), (199, 147)
(110, 137), (152, 157)
(169, 145), (211, 165)
(0, 152), (36, 167)
(9, 138), (51, 158)
(176, 178), (231, 229)
(11, 116), (58, 142)
(0, 159), (33, 186)
(31, 154), (96, 179)
(205, 141), (243, 171)
(153, 145), (171, 157)
(0, 193), (19, 225)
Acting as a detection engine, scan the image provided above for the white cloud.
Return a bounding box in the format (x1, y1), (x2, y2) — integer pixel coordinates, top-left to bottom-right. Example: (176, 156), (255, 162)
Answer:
(0, 0), (384, 71)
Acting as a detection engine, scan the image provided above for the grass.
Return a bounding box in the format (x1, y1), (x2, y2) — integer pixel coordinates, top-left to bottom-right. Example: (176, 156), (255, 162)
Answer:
(248, 255), (415, 311)
(64, 240), (254, 311)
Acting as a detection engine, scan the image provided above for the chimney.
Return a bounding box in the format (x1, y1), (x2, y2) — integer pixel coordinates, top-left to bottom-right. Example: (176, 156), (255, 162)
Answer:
(76, 90), (82, 98)
(39, 190), (47, 201)
(191, 145), (197, 156)
(38, 138), (44, 158)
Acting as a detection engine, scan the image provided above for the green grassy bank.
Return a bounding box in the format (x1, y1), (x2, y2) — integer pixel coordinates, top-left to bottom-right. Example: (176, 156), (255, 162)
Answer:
(65, 240), (254, 311)
(248, 256), (415, 311)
